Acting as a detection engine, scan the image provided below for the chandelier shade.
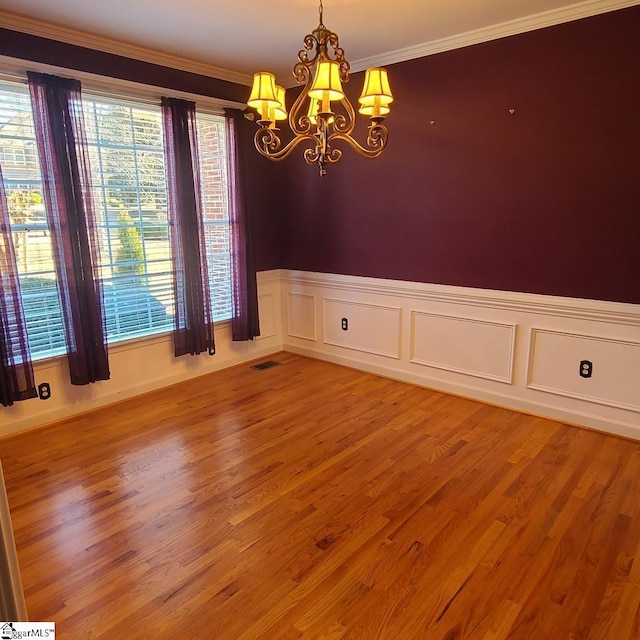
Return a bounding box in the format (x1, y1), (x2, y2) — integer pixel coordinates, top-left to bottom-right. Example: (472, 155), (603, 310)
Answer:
(308, 60), (345, 103)
(359, 68), (393, 107)
(358, 102), (391, 118)
(246, 0), (393, 175)
(273, 85), (287, 121)
(247, 72), (280, 122)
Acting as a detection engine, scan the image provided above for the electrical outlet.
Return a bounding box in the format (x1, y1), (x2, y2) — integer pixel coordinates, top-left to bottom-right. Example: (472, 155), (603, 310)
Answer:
(341, 318), (348, 331)
(38, 382), (51, 400)
(579, 360), (593, 378)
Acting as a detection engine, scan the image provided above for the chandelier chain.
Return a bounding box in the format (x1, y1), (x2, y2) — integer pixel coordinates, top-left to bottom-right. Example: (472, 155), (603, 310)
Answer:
(319, 0), (324, 27)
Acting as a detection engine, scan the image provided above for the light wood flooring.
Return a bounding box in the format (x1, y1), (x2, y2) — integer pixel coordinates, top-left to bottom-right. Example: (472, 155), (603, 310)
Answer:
(1, 352), (639, 639)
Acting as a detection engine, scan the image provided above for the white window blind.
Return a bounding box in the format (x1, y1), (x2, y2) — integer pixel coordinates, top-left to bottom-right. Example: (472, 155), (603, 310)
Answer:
(83, 96), (174, 341)
(0, 81), (233, 361)
(0, 83), (65, 357)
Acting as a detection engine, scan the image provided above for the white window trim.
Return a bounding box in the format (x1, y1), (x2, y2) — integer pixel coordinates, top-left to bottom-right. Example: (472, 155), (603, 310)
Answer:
(0, 59), (240, 362)
(0, 54), (247, 116)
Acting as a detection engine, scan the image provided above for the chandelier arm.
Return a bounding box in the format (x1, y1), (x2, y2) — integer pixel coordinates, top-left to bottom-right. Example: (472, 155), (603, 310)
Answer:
(325, 32), (349, 80)
(288, 71), (315, 136)
(323, 147), (342, 164)
(365, 123), (389, 151)
(304, 142), (342, 176)
(296, 34), (321, 73)
(254, 127), (318, 161)
(303, 147), (320, 165)
(330, 97), (356, 136)
(329, 125), (389, 159)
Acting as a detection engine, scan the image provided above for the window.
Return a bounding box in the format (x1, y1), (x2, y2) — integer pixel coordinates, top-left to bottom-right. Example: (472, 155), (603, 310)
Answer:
(0, 84), (63, 356)
(0, 81), (233, 360)
(83, 97), (174, 343)
(197, 116), (232, 321)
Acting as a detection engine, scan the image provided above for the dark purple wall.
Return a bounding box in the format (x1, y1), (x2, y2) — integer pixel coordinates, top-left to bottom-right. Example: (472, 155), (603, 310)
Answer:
(280, 7), (640, 304)
(0, 29), (247, 103)
(3, 8), (640, 300)
(237, 116), (286, 270)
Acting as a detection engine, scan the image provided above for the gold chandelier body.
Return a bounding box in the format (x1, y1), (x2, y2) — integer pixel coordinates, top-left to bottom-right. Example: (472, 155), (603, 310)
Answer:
(247, 1), (393, 176)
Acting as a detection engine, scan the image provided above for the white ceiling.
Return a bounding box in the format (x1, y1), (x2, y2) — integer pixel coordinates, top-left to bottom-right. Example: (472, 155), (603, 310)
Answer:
(0, 0), (637, 85)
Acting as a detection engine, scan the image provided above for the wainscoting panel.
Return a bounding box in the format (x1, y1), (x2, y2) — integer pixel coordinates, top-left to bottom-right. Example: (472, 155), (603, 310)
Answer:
(286, 293), (317, 341)
(257, 292), (277, 340)
(282, 270), (640, 440)
(411, 312), (516, 383)
(527, 329), (640, 412)
(10, 269), (637, 439)
(323, 299), (401, 359)
(3, 270), (285, 438)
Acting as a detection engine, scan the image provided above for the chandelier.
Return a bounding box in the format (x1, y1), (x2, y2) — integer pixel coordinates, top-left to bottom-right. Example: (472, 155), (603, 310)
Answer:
(247, 0), (393, 176)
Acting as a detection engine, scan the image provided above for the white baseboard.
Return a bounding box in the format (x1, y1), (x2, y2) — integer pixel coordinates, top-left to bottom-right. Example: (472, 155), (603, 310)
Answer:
(1, 343), (281, 439)
(281, 270), (640, 441)
(5, 268), (639, 441)
(285, 343), (640, 441)
(2, 271), (284, 438)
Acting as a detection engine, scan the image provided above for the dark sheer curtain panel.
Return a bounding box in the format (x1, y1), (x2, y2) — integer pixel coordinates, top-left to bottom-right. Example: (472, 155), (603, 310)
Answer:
(224, 109), (259, 341)
(28, 72), (109, 385)
(0, 165), (38, 407)
(162, 97), (215, 357)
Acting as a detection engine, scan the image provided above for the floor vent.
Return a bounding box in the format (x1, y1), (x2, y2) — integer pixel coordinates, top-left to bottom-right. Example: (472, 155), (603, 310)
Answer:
(251, 360), (281, 371)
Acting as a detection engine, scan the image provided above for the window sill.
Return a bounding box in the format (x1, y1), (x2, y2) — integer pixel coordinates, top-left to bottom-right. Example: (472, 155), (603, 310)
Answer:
(32, 318), (232, 370)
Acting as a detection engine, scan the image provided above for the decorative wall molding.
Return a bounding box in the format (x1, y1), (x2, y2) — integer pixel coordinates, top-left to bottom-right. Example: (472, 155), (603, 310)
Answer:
(257, 269), (281, 286)
(286, 340), (640, 441)
(410, 312), (516, 384)
(286, 293), (317, 341)
(0, 55), (246, 113)
(285, 271), (640, 327)
(2, 270), (283, 438)
(6, 268), (640, 442)
(323, 298), (402, 359)
(281, 270), (640, 440)
(527, 328), (640, 413)
(4, 1), (637, 87)
(256, 292), (277, 340)
(0, 10), (252, 86)
(350, 0), (640, 72)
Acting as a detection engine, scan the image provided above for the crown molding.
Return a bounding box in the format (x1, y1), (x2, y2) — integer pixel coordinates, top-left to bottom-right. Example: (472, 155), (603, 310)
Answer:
(0, 10), (253, 86)
(0, 55), (247, 113)
(349, 0), (640, 73)
(1, 0), (637, 87)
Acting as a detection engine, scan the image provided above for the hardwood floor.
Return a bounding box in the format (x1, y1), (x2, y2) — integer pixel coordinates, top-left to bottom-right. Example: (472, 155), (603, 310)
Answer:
(1, 352), (639, 639)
